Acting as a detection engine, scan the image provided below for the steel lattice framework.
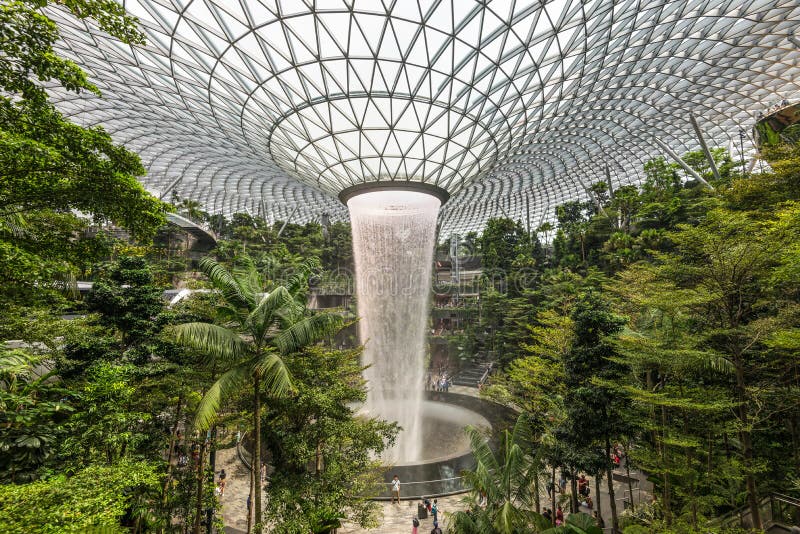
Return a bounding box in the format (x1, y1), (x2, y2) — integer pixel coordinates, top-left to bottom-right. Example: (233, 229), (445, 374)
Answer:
(47, 0), (800, 235)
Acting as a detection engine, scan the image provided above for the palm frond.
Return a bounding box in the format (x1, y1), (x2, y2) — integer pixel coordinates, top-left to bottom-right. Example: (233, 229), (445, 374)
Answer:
(465, 425), (501, 474)
(286, 257), (321, 299)
(246, 286), (294, 342)
(493, 500), (524, 534)
(193, 364), (251, 429)
(0, 349), (37, 383)
(172, 322), (248, 364)
(449, 509), (493, 534)
(199, 257), (253, 309)
(272, 313), (344, 355)
(566, 512), (603, 534)
(702, 353), (735, 374)
(253, 351), (293, 399)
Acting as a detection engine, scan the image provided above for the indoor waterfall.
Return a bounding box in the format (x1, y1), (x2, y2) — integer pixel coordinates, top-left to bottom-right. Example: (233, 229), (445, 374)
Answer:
(347, 190), (440, 463)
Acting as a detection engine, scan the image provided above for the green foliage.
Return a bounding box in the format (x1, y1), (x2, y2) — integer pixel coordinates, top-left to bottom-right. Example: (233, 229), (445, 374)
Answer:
(173, 256), (343, 430)
(85, 256), (165, 347)
(0, 460), (160, 533)
(264, 346), (397, 532)
(479, 217), (545, 294)
(59, 362), (151, 467)
(450, 416), (545, 534)
(0, 348), (72, 482)
(0, 0), (166, 319)
(0, 0), (164, 237)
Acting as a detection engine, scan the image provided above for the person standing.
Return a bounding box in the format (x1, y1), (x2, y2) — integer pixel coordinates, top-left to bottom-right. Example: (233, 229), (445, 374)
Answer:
(556, 504), (564, 525)
(218, 469), (226, 497)
(412, 516), (420, 534)
(430, 521), (443, 534)
(391, 475), (401, 504)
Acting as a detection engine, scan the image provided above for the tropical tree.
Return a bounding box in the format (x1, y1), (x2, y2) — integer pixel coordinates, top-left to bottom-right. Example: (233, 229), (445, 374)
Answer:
(264, 346), (397, 532)
(449, 415), (547, 534)
(172, 256), (343, 533)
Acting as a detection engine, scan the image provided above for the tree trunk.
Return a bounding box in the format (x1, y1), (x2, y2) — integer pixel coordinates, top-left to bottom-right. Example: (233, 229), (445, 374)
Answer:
(192, 438), (207, 534)
(253, 373), (263, 533)
(551, 466), (557, 525)
(605, 437), (619, 533)
(790, 416), (800, 472)
(570, 469), (579, 513)
(533, 471), (541, 514)
(707, 433), (713, 477)
(595, 471), (602, 525)
(661, 404), (671, 526)
(163, 393), (184, 507)
(624, 443), (634, 511)
(735, 361), (762, 530)
(246, 464), (254, 534)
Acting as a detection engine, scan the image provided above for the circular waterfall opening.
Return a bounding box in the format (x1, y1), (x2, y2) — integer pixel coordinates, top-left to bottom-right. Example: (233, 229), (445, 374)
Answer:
(357, 399), (491, 466)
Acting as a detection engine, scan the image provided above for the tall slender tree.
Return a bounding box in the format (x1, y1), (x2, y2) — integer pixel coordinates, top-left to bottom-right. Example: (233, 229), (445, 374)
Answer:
(173, 256), (343, 533)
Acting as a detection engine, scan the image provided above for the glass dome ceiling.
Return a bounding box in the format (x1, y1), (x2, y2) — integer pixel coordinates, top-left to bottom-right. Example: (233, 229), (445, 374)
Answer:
(47, 0), (800, 235)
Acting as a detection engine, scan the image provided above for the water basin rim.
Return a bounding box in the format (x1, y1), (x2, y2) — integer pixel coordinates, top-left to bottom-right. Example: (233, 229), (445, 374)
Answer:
(338, 182), (450, 205)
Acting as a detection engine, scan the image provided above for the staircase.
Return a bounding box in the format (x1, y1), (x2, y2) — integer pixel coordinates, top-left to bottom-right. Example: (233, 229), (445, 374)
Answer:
(715, 493), (800, 532)
(452, 356), (494, 387)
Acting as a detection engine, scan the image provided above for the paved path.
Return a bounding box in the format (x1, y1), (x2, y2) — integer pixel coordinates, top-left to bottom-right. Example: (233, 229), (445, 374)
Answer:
(339, 495), (465, 534)
(216, 446), (251, 534)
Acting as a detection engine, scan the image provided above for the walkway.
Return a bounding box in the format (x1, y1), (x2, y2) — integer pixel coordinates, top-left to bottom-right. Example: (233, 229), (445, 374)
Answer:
(166, 212), (217, 250)
(216, 447), (250, 534)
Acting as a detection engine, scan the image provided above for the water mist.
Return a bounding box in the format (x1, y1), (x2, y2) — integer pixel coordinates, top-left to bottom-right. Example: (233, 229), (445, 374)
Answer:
(347, 190), (440, 463)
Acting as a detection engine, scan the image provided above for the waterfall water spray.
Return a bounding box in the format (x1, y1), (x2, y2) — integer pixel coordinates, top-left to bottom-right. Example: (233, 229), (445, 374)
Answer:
(347, 190), (440, 463)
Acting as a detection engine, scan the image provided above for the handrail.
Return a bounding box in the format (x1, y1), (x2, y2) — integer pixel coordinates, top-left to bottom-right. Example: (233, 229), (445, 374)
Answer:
(771, 493), (800, 506)
(376, 476), (463, 486)
(713, 492), (800, 529)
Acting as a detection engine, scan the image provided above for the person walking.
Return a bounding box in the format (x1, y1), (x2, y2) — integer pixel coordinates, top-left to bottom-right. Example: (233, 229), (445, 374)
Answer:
(412, 516), (420, 534)
(391, 475), (401, 504)
(431, 499), (439, 522)
(556, 504), (564, 525)
(430, 520), (443, 534)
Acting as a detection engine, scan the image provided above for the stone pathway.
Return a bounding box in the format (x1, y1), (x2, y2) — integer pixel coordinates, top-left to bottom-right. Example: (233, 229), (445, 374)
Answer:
(216, 446), (251, 534)
(339, 494), (465, 534)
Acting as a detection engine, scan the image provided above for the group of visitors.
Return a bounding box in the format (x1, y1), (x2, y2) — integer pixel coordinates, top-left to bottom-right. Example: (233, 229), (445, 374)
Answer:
(390, 475), (442, 534)
(547, 471), (595, 511)
(426, 372), (451, 392)
(412, 495), (441, 534)
(757, 98), (793, 119)
(541, 505), (564, 525)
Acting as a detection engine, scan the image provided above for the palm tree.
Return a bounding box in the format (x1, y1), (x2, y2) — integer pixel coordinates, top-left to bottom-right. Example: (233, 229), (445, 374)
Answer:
(173, 256), (343, 533)
(450, 415), (548, 534)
